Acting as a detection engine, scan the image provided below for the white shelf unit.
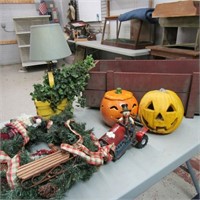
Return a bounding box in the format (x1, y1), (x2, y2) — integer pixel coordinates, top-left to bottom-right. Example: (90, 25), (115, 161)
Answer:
(13, 16), (50, 68)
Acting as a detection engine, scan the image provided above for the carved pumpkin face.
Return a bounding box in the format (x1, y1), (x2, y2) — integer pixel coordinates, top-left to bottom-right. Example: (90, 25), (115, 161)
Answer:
(138, 89), (184, 134)
(100, 88), (138, 127)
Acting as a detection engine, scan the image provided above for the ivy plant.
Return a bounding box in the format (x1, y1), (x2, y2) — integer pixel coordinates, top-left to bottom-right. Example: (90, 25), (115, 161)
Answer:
(30, 55), (95, 111)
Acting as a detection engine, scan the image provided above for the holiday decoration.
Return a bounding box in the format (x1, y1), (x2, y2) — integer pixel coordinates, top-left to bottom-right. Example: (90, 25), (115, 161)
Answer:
(138, 88), (184, 134)
(34, 98), (68, 119)
(17, 150), (72, 189)
(38, 183), (58, 199)
(61, 120), (114, 166)
(100, 88), (138, 127)
(118, 104), (135, 127)
(0, 108), (99, 199)
(0, 105), (148, 199)
(30, 55), (95, 119)
(100, 104), (148, 160)
(38, 0), (48, 15)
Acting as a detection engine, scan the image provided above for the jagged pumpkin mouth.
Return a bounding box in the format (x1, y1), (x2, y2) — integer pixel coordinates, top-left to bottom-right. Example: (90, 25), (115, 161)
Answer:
(142, 116), (178, 131)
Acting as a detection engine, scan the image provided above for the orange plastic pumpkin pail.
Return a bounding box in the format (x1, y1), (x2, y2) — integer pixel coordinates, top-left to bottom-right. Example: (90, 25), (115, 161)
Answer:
(100, 88), (138, 127)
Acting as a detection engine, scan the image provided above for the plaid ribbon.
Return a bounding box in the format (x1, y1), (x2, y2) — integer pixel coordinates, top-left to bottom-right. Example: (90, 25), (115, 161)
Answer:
(0, 120), (30, 189)
(0, 151), (20, 189)
(8, 120), (30, 144)
(61, 120), (115, 166)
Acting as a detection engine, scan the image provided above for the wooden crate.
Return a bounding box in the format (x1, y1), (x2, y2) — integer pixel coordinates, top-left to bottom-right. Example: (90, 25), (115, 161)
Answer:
(152, 1), (200, 18)
(84, 59), (199, 118)
(149, 1), (200, 58)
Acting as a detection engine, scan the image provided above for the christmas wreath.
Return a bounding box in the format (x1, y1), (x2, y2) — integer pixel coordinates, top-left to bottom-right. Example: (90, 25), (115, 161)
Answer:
(0, 107), (113, 199)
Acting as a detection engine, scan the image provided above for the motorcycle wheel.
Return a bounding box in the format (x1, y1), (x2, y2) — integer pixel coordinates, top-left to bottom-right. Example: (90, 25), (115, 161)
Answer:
(135, 134), (148, 149)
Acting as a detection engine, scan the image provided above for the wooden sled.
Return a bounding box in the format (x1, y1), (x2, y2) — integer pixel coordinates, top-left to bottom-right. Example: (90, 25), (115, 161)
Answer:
(17, 150), (72, 189)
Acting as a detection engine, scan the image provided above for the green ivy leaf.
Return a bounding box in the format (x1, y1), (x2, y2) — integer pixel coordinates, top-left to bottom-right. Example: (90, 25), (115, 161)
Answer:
(30, 55), (95, 110)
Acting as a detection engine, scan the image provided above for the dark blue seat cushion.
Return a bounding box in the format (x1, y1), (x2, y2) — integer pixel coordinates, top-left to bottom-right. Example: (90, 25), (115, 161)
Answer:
(118, 8), (158, 24)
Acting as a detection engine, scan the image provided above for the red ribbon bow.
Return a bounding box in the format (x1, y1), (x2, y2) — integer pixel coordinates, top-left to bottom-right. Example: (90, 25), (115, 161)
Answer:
(61, 120), (115, 166)
(0, 120), (30, 189)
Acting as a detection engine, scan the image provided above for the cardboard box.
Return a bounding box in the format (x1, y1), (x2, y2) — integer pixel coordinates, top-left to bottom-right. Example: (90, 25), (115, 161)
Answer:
(84, 59), (199, 118)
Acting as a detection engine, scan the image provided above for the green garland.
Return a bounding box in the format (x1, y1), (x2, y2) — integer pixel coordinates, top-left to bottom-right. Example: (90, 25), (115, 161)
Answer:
(0, 107), (98, 199)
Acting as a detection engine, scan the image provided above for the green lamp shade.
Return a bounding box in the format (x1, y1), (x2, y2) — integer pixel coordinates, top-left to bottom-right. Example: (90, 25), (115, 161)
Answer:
(30, 23), (71, 61)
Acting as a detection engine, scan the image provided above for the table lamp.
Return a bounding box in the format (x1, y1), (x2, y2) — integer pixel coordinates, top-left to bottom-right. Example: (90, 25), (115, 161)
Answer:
(30, 23), (72, 86)
(30, 23), (71, 63)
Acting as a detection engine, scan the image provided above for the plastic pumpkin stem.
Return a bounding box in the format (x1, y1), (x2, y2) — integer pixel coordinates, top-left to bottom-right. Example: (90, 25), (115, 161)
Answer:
(115, 88), (122, 94)
(159, 88), (166, 92)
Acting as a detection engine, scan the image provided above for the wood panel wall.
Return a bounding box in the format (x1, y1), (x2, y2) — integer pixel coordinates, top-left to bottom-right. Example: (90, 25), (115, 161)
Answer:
(0, 0), (34, 3)
(0, 40), (17, 45)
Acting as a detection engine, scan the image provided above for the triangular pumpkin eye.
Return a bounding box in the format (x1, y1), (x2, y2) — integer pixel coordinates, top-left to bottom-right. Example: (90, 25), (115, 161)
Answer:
(167, 104), (175, 112)
(147, 102), (154, 110)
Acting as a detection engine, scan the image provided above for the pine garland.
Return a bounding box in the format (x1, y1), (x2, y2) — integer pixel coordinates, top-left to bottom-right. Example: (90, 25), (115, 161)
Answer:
(0, 107), (98, 199)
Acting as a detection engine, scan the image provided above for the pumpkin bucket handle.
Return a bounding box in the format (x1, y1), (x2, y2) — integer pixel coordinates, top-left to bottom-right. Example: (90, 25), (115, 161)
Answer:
(48, 71), (54, 88)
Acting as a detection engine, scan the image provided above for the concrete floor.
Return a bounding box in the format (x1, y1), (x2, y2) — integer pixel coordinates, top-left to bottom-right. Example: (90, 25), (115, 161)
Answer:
(0, 61), (199, 200)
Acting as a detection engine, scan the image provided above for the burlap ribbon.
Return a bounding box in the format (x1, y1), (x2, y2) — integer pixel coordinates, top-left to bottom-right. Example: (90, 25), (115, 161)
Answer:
(0, 120), (29, 189)
(61, 120), (115, 166)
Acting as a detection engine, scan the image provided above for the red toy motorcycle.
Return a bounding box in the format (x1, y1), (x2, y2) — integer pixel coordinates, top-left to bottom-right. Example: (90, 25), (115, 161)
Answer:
(99, 121), (148, 161)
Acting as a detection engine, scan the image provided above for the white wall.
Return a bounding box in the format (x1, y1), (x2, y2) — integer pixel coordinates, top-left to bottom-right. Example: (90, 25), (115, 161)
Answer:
(54, 0), (70, 28)
(0, 4), (38, 65)
(108, 0), (151, 39)
(0, 1), (69, 66)
(110, 0), (150, 16)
